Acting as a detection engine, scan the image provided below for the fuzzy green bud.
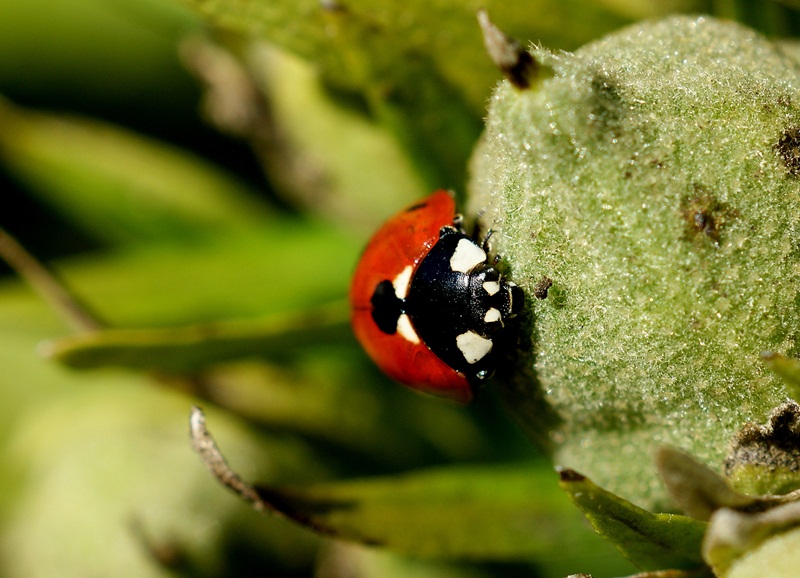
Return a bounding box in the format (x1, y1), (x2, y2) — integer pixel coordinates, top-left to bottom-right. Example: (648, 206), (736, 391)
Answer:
(470, 15), (800, 508)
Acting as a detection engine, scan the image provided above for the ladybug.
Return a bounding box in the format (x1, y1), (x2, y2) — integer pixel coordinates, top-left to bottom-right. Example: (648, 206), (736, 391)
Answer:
(350, 190), (524, 403)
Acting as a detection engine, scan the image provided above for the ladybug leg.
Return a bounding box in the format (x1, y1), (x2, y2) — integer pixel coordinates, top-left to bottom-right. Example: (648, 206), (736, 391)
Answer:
(479, 230), (503, 265)
(468, 215), (489, 246)
(480, 229), (495, 253)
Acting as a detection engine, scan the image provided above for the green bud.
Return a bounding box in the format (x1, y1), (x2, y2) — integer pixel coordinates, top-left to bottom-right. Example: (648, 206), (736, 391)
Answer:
(470, 15), (800, 508)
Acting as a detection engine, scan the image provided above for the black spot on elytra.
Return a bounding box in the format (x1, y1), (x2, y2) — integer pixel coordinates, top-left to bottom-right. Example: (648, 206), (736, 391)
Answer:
(680, 186), (737, 246)
(405, 201), (429, 212)
(775, 126), (800, 176)
(370, 280), (402, 334)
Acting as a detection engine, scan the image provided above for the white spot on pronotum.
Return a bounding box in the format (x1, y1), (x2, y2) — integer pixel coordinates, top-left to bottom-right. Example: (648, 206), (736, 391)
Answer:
(449, 239), (486, 273)
(392, 265), (413, 299)
(484, 308), (502, 323)
(455, 331), (493, 364)
(396, 313), (421, 344)
(482, 280), (500, 295)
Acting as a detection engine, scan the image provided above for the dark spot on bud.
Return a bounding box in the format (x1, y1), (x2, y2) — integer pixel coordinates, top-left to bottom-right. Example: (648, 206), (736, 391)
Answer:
(590, 73), (621, 127)
(557, 467), (586, 482)
(775, 126), (800, 176)
(680, 186), (736, 246)
(533, 276), (553, 299)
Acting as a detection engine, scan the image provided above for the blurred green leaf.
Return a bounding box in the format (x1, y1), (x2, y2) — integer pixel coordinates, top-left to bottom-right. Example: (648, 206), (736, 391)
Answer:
(201, 357), (498, 467)
(0, 98), (271, 244)
(558, 468), (708, 572)
(762, 351), (800, 403)
(216, 42), (430, 230)
(42, 223), (360, 327)
(315, 543), (512, 578)
(591, 0), (707, 19)
(1, 385), (325, 578)
(172, 0), (631, 189)
(0, 276), (330, 577)
(0, 0), (198, 109)
(42, 302), (351, 371)
(175, 0), (630, 103)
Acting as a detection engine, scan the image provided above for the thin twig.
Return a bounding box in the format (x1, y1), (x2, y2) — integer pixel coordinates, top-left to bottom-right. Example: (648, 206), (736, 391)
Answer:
(477, 9), (538, 89)
(0, 228), (104, 331)
(189, 406), (268, 512)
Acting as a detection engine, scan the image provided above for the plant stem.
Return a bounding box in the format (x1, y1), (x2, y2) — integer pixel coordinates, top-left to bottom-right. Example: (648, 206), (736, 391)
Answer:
(0, 228), (104, 331)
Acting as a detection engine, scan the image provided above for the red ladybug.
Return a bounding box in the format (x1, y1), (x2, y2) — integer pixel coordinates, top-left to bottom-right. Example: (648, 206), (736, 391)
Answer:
(350, 190), (523, 403)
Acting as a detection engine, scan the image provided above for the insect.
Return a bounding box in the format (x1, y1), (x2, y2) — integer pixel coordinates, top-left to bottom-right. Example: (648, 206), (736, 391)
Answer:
(350, 190), (524, 403)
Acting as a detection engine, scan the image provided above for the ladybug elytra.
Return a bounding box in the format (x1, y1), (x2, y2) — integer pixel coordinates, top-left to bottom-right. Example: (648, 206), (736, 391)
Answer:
(350, 191), (523, 403)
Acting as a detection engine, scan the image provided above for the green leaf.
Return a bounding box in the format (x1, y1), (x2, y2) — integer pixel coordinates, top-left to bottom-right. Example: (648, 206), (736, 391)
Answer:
(176, 0), (630, 107)
(191, 410), (635, 570)
(1, 386), (325, 578)
(174, 0), (630, 189)
(0, 98), (270, 244)
(195, 358), (494, 466)
(43, 224), (360, 327)
(0, 0), (197, 110)
(316, 543), (500, 578)
(255, 465), (634, 571)
(42, 302), (351, 371)
(225, 43), (430, 230)
(653, 446), (756, 522)
(265, 468), (621, 564)
(0, 277), (333, 576)
(42, 302), (506, 465)
(558, 468), (708, 572)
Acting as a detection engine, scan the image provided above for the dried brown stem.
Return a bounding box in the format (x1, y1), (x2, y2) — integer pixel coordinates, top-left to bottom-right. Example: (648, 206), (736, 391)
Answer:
(0, 228), (103, 331)
(189, 406), (268, 512)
